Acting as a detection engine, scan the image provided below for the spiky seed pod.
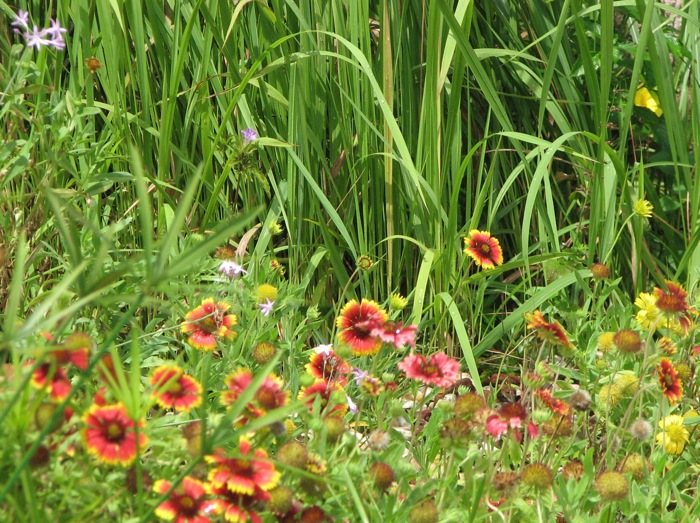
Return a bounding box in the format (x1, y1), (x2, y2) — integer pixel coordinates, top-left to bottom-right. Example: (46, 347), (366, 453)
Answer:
(595, 471), (629, 501)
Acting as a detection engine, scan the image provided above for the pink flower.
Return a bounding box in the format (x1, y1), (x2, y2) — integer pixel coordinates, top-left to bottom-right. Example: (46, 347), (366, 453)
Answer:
(370, 322), (418, 349)
(397, 352), (460, 388)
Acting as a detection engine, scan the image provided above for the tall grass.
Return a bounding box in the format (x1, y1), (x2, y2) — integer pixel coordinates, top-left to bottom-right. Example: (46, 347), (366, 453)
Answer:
(1, 0), (698, 359)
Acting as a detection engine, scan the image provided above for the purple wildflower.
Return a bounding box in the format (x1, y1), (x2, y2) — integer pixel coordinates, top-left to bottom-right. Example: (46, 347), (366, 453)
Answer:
(258, 298), (274, 317)
(11, 10), (30, 32)
(241, 128), (258, 143)
(218, 260), (247, 279)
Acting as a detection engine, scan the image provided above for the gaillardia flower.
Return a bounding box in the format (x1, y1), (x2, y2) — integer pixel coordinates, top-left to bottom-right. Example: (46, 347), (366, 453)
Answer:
(30, 363), (72, 402)
(397, 352), (460, 388)
(657, 358), (683, 403)
(298, 379), (348, 417)
(653, 281), (695, 332)
(153, 476), (220, 523)
(181, 298), (237, 350)
(335, 299), (388, 355)
(370, 321), (418, 349)
(525, 310), (574, 349)
(221, 369), (289, 421)
(149, 365), (202, 412)
(305, 347), (351, 385)
(208, 483), (269, 523)
(463, 230), (503, 269)
(206, 437), (280, 496)
(82, 402), (147, 466)
(656, 415), (689, 455)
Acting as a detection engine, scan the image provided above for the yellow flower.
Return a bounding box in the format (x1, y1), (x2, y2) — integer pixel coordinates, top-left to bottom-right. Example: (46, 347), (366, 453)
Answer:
(597, 332), (616, 353)
(634, 86), (663, 117)
(633, 199), (654, 219)
(597, 383), (623, 410)
(656, 415), (689, 455)
(256, 284), (278, 302)
(389, 293), (408, 311)
(615, 373), (639, 396)
(635, 292), (660, 330)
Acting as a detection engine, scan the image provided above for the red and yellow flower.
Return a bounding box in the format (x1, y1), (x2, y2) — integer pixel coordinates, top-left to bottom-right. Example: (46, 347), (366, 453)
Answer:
(657, 358), (683, 403)
(335, 299), (388, 355)
(653, 281), (695, 332)
(208, 483), (269, 523)
(82, 402), (148, 466)
(153, 476), (220, 523)
(305, 347), (351, 385)
(150, 365), (202, 412)
(220, 369), (289, 421)
(397, 352), (461, 389)
(30, 363), (72, 402)
(181, 298), (237, 350)
(463, 230), (504, 269)
(525, 310), (574, 350)
(298, 379), (348, 417)
(206, 437), (280, 496)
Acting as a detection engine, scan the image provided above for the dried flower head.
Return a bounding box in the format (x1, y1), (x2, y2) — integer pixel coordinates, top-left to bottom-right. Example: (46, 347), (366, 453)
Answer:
(521, 463), (554, 489)
(613, 329), (642, 354)
(629, 419), (653, 441)
(591, 262), (611, 279)
(595, 471), (629, 502)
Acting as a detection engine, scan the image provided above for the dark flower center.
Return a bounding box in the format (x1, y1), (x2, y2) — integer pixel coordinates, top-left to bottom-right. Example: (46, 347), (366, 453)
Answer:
(106, 422), (125, 441)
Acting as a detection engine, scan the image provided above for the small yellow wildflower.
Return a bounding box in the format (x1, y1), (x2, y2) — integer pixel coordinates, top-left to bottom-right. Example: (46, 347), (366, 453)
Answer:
(633, 199), (654, 218)
(614, 373), (639, 396)
(389, 293), (408, 311)
(634, 86), (663, 117)
(256, 283), (278, 302)
(656, 415), (689, 455)
(597, 332), (616, 353)
(635, 292), (660, 330)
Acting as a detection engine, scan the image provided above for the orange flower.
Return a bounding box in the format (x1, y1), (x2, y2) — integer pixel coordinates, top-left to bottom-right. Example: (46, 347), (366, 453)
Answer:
(335, 299), (388, 355)
(397, 352), (461, 388)
(536, 389), (570, 416)
(657, 358), (683, 403)
(463, 230), (504, 269)
(82, 402), (147, 466)
(149, 365), (202, 412)
(525, 310), (574, 349)
(181, 298), (237, 350)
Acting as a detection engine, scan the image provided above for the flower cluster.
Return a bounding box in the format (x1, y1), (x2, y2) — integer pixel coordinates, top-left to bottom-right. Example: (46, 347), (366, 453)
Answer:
(12, 11), (67, 50)
(335, 298), (417, 355)
(30, 333), (92, 403)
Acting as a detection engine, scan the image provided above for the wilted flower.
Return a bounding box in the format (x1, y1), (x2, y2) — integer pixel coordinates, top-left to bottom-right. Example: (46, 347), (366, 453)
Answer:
(463, 230), (503, 269)
(305, 348), (350, 385)
(590, 262), (611, 279)
(629, 419), (653, 441)
(613, 329), (642, 354)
